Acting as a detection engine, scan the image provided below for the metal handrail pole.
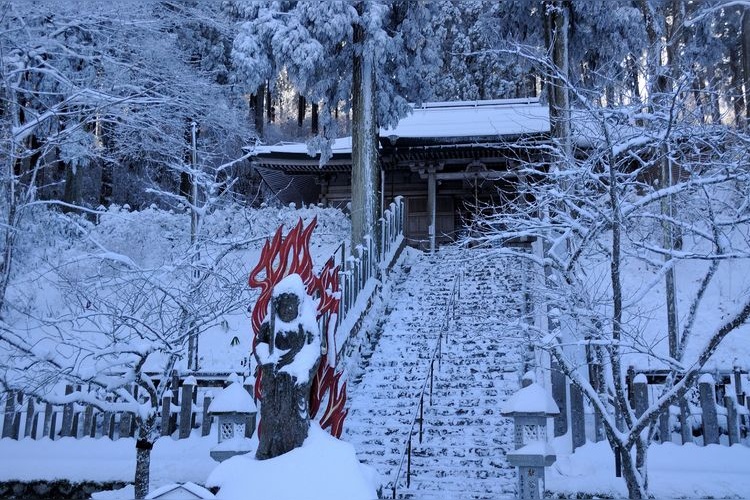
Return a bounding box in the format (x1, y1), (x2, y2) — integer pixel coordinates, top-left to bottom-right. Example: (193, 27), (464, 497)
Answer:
(407, 437), (412, 488)
(419, 395), (424, 443)
(388, 271), (460, 496)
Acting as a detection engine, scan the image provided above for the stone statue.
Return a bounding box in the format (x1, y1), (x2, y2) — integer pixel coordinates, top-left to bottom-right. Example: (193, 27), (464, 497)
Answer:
(254, 274), (321, 460)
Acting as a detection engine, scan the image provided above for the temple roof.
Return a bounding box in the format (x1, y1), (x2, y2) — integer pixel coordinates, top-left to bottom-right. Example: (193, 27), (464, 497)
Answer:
(250, 98), (550, 169)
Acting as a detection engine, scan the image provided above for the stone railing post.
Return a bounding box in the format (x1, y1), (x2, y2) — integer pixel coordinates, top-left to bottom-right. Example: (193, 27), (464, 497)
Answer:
(179, 376), (197, 439)
(699, 374), (719, 445)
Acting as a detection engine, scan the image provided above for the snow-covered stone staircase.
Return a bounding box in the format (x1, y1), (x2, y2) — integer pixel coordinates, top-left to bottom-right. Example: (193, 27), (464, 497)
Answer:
(343, 246), (530, 498)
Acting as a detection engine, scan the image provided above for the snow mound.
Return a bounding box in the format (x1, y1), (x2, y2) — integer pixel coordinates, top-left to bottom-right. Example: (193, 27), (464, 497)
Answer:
(206, 424), (378, 500)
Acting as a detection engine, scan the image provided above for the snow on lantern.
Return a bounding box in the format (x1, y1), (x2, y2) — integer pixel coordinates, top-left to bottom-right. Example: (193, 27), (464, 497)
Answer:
(500, 377), (559, 500)
(209, 375), (257, 462)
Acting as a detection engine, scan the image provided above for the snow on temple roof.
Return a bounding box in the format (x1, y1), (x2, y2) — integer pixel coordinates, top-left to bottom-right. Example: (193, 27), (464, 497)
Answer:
(254, 136), (353, 156)
(251, 98), (550, 157)
(381, 98), (550, 140)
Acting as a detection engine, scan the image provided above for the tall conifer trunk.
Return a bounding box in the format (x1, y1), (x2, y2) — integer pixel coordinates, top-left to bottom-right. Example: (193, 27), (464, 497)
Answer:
(742, 9), (750, 123)
(351, 3), (380, 248)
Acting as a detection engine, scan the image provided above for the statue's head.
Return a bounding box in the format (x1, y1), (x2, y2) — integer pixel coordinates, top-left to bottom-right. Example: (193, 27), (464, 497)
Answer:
(275, 292), (300, 322)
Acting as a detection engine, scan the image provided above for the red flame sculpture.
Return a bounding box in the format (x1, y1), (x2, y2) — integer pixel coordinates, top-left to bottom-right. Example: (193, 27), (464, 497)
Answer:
(248, 217), (347, 437)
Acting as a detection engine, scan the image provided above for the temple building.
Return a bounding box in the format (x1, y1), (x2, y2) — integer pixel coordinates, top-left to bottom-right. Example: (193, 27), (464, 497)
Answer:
(251, 98), (550, 251)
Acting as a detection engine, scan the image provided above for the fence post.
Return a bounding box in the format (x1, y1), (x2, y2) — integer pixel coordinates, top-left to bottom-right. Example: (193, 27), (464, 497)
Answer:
(120, 411), (134, 439)
(724, 396), (740, 445)
(82, 405), (94, 438)
(161, 395), (172, 436)
(31, 409), (40, 440)
(633, 374), (648, 417)
(61, 385), (74, 437)
(550, 359), (568, 437)
(569, 383), (586, 451)
(11, 408), (20, 440)
(49, 410), (58, 440)
(734, 367), (745, 406)
(42, 402), (53, 439)
(106, 413), (116, 439)
(23, 397), (35, 439)
(179, 377), (196, 439)
(71, 411), (81, 439)
(338, 270), (346, 327)
(679, 399), (692, 444)
(2, 390), (15, 439)
(170, 370), (179, 434)
(380, 218), (386, 263)
(658, 408), (670, 443)
(202, 393), (213, 437)
(699, 374), (719, 445)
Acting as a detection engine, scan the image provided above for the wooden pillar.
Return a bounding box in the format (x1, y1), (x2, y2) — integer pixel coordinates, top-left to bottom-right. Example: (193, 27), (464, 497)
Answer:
(427, 166), (436, 253)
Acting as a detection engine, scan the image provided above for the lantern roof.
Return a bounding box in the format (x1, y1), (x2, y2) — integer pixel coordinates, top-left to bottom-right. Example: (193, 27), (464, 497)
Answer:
(501, 382), (560, 416)
(209, 380), (257, 414)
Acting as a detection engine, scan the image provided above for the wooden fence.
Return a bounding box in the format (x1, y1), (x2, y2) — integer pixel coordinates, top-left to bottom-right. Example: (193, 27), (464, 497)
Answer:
(1, 197), (407, 442)
(0, 375), (246, 441)
(552, 365), (749, 450)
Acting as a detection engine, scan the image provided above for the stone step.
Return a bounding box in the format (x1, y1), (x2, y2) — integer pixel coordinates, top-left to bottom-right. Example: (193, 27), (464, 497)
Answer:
(344, 246), (528, 498)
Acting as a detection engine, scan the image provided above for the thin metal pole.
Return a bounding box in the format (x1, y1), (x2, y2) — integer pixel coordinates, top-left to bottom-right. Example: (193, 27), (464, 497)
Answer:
(419, 396), (423, 443)
(430, 360), (434, 406)
(438, 333), (442, 372)
(407, 437), (412, 488)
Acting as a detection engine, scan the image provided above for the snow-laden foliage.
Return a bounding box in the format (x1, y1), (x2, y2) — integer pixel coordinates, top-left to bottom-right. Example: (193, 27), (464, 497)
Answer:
(0, 0), (251, 209)
(0, 202), (349, 498)
(228, 0), (442, 157)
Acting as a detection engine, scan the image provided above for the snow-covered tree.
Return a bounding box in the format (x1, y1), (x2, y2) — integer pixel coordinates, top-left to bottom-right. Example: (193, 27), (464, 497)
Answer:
(0, 204), (271, 497)
(464, 38), (750, 499)
(228, 0), (441, 244)
(0, 0), (253, 316)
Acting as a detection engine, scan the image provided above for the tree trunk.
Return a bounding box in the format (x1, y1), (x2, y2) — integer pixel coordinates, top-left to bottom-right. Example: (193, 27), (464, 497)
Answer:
(620, 443), (648, 499)
(265, 85), (273, 123)
(134, 444), (151, 499)
(731, 45), (746, 128)
(311, 103), (319, 135)
(297, 94), (306, 128)
(639, 0), (680, 359)
(350, 3), (380, 248)
(253, 83), (265, 138)
(133, 415), (156, 499)
(544, 0), (572, 158)
(742, 9), (750, 123)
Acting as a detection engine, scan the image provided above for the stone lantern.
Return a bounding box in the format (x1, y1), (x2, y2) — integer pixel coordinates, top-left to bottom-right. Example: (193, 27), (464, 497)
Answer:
(208, 376), (258, 462)
(501, 380), (560, 500)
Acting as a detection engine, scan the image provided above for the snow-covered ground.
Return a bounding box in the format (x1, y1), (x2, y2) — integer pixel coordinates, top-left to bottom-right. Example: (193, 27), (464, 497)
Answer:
(548, 440), (750, 498)
(2, 205), (750, 499)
